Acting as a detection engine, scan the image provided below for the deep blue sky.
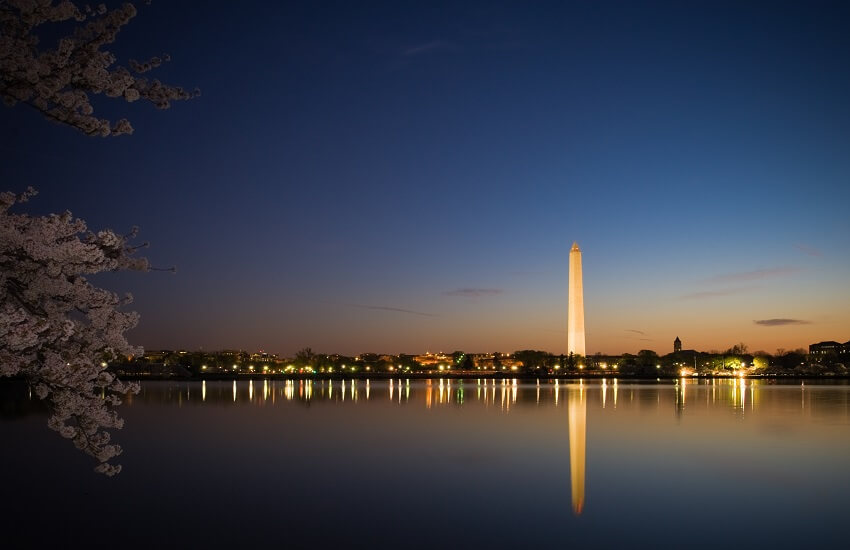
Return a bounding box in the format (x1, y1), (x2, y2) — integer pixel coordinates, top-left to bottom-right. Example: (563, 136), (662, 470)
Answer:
(3, 0), (849, 355)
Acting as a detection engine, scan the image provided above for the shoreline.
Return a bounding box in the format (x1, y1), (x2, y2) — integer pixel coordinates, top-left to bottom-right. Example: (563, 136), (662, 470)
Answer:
(4, 374), (848, 385)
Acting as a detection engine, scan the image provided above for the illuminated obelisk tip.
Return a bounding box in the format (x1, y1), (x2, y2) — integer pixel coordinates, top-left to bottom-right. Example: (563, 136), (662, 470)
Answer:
(568, 242), (585, 356)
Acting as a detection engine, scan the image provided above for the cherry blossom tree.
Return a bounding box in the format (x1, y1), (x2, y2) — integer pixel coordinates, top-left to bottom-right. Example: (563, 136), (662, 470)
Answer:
(0, 188), (151, 475)
(1, 1), (193, 474)
(0, 0), (198, 136)
(1, 1), (192, 474)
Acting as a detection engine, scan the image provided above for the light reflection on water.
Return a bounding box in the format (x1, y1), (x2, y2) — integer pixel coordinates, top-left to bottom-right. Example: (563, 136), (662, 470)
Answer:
(125, 377), (850, 418)
(568, 385), (586, 515)
(126, 377), (850, 517)
(3, 378), (850, 549)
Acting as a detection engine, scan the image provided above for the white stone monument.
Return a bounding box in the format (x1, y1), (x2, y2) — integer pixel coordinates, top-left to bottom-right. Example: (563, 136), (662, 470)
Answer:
(568, 242), (585, 356)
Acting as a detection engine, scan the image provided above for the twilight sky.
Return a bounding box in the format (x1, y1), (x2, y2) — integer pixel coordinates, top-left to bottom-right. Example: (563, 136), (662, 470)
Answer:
(2, 0), (849, 356)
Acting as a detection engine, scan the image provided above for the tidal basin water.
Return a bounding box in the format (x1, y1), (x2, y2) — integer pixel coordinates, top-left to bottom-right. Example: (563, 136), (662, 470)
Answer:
(3, 378), (850, 549)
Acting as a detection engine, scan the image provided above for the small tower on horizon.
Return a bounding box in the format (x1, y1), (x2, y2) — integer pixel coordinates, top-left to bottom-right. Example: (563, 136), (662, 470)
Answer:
(568, 242), (585, 357)
(674, 336), (682, 353)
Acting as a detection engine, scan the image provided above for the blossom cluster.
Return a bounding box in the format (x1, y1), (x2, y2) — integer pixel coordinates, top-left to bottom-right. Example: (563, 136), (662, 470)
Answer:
(0, 0), (197, 136)
(1, 188), (148, 475)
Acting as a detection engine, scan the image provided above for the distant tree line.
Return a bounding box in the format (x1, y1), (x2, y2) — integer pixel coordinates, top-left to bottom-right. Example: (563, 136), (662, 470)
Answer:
(111, 343), (847, 378)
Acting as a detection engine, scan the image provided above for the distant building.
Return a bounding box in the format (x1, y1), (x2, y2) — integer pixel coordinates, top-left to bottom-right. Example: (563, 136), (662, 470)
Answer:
(141, 350), (171, 362)
(249, 351), (278, 363)
(414, 352), (452, 367)
(674, 337), (682, 353)
(809, 340), (849, 356)
(469, 353), (522, 370)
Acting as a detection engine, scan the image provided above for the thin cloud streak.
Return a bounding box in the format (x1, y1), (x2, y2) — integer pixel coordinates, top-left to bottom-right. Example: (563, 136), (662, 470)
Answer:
(403, 40), (450, 56)
(679, 286), (757, 300)
(443, 288), (504, 297)
(349, 304), (437, 317)
(754, 318), (811, 326)
(704, 267), (798, 283)
(794, 244), (822, 257)
(625, 329), (645, 335)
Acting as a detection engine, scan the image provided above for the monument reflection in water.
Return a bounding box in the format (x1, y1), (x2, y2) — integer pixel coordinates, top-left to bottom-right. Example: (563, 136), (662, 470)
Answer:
(152, 376), (846, 519)
(3, 377), (850, 550)
(125, 376), (839, 518)
(568, 385), (586, 515)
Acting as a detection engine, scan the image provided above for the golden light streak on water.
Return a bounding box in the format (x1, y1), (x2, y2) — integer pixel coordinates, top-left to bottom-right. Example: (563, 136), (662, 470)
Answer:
(613, 378), (618, 408)
(501, 381), (507, 411)
(568, 386), (586, 516)
(601, 378), (607, 409)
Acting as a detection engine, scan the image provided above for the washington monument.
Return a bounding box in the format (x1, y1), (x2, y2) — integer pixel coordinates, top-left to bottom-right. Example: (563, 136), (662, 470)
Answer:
(568, 242), (585, 356)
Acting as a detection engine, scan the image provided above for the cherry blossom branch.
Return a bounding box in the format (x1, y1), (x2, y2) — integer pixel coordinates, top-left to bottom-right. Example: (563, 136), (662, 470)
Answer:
(0, 1), (197, 136)
(2, 186), (146, 475)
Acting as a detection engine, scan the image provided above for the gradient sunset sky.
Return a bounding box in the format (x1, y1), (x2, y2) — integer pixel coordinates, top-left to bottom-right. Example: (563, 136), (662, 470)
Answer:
(2, 1), (848, 356)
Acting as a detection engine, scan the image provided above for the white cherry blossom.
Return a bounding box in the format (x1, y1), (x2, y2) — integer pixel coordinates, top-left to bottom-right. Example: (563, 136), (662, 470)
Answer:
(1, 187), (148, 475)
(0, 0), (197, 136)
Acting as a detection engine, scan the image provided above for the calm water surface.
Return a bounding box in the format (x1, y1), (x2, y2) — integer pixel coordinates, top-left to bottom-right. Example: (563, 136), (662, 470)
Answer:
(2, 378), (850, 549)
